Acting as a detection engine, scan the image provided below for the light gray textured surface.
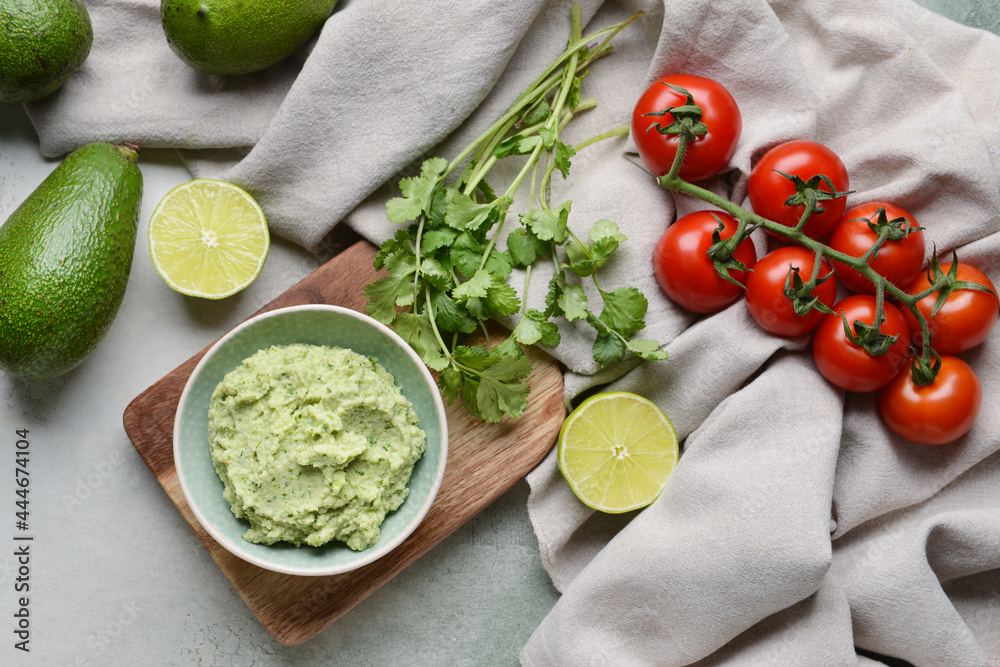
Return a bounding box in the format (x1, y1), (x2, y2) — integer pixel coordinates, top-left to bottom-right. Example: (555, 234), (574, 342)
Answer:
(0, 1), (995, 665)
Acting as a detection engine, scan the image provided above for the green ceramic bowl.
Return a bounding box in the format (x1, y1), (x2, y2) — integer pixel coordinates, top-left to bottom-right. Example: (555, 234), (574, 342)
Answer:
(173, 304), (448, 576)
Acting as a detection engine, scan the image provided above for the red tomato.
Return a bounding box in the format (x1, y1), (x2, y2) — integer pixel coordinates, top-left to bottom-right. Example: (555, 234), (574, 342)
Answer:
(828, 202), (926, 295)
(811, 295), (911, 392)
(902, 263), (999, 353)
(748, 140), (849, 239)
(878, 355), (982, 445)
(652, 210), (757, 314)
(745, 247), (838, 337)
(631, 74), (742, 182)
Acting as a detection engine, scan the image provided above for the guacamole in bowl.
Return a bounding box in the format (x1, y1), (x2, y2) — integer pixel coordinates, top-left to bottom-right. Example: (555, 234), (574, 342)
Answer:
(208, 343), (426, 552)
(174, 305), (448, 576)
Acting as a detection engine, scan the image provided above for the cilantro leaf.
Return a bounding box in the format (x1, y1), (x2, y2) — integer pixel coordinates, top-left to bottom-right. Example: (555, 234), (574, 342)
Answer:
(453, 345), (493, 371)
(421, 228), (459, 253)
(521, 202), (570, 243)
(425, 187), (451, 229)
(418, 256), (450, 291)
(567, 74), (584, 109)
(539, 127), (556, 150)
(554, 141), (576, 178)
(565, 260), (596, 278)
(559, 283), (589, 321)
(431, 290), (476, 334)
(545, 272), (567, 318)
(513, 309), (560, 348)
(507, 227), (551, 268)
(453, 269), (493, 301)
(492, 335), (522, 359)
(486, 248), (513, 281)
(386, 157), (448, 223)
(383, 247), (417, 279)
(451, 232), (485, 277)
(486, 279), (521, 317)
(494, 135), (542, 159)
(465, 297), (488, 320)
(439, 366), (463, 404)
(374, 229), (411, 271)
(476, 354), (532, 422)
(599, 287), (648, 337)
(564, 219), (626, 276)
(592, 328), (627, 366)
(627, 339), (669, 361)
(364, 275), (410, 325)
(521, 99), (551, 127)
(393, 311), (448, 371)
(589, 219), (626, 266)
(460, 373), (482, 418)
(445, 192), (506, 231)
(564, 241), (596, 277)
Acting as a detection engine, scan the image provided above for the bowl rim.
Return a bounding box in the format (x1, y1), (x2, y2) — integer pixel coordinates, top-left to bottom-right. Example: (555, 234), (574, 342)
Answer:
(172, 303), (449, 577)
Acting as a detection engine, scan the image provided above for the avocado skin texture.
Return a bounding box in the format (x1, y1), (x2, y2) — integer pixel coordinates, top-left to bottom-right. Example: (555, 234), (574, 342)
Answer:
(0, 0), (92, 103)
(0, 143), (143, 381)
(160, 0), (339, 76)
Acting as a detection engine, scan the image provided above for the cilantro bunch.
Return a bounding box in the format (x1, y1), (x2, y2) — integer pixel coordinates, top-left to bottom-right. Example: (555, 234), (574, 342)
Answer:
(364, 6), (666, 422)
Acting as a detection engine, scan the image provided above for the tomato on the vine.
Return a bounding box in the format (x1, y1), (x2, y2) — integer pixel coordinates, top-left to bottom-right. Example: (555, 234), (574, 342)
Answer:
(811, 294), (910, 392)
(745, 246), (837, 337)
(878, 355), (982, 445)
(631, 74), (742, 182)
(652, 210), (757, 314)
(902, 263), (999, 353)
(748, 140), (849, 239)
(828, 202), (925, 295)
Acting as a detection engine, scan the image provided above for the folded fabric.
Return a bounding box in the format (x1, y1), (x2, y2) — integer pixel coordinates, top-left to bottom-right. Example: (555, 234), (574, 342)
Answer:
(25, 0), (1000, 664)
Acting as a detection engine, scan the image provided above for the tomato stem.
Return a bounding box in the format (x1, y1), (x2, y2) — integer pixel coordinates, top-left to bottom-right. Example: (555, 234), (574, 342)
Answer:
(664, 133), (689, 182)
(793, 192), (817, 233)
(657, 166), (944, 380)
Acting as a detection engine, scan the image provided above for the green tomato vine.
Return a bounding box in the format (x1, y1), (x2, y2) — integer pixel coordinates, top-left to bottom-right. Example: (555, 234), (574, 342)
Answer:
(653, 104), (994, 386)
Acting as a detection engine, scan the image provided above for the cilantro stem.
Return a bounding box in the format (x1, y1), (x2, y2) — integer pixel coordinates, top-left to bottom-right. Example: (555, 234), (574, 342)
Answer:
(465, 107), (574, 197)
(528, 154), (541, 212)
(573, 124), (630, 153)
(478, 140), (546, 273)
(551, 6), (583, 124)
(424, 286), (455, 365)
(539, 114), (622, 203)
(466, 115), (520, 195)
(412, 215), (426, 308)
(520, 265), (533, 319)
(444, 14), (640, 179)
(567, 227), (591, 259)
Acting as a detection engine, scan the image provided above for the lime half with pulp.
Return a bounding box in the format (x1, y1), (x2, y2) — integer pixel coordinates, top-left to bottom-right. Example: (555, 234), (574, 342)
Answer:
(558, 392), (679, 513)
(148, 179), (270, 299)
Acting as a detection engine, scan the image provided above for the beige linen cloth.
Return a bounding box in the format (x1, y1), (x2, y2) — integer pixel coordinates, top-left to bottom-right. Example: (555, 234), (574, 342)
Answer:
(27, 0), (1000, 664)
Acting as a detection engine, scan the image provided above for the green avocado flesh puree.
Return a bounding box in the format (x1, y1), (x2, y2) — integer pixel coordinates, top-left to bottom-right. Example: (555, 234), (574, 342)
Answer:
(208, 344), (426, 551)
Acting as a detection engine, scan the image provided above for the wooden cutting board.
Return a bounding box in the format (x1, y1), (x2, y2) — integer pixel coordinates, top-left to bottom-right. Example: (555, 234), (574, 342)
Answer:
(122, 239), (566, 646)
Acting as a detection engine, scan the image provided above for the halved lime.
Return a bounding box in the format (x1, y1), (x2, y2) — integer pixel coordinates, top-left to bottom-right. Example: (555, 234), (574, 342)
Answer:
(558, 392), (678, 513)
(148, 179), (270, 299)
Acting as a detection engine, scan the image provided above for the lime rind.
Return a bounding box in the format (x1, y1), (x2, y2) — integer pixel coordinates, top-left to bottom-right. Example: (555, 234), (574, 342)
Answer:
(148, 179), (270, 299)
(557, 391), (678, 514)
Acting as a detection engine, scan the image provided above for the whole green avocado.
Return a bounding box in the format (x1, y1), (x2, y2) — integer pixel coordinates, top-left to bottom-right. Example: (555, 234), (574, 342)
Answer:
(0, 0), (93, 103)
(160, 0), (339, 76)
(0, 143), (143, 381)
